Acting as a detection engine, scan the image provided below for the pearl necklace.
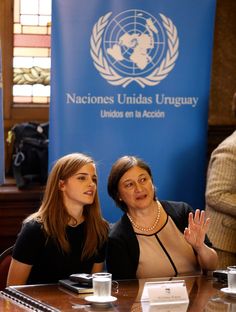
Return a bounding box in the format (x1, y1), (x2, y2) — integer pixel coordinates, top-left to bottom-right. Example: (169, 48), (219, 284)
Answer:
(127, 201), (161, 232)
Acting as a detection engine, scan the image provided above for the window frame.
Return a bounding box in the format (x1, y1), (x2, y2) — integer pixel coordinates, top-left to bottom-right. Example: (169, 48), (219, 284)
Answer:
(0, 0), (49, 175)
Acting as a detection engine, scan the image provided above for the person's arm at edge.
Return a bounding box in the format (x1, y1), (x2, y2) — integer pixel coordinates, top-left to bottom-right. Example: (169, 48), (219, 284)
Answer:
(206, 142), (236, 217)
(7, 258), (32, 286)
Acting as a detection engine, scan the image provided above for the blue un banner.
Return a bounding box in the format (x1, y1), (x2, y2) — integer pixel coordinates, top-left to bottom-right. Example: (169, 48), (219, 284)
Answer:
(50, 0), (216, 222)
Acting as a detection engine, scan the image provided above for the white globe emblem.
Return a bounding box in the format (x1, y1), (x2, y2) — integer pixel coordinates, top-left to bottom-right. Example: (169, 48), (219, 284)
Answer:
(103, 10), (166, 76)
(90, 10), (179, 88)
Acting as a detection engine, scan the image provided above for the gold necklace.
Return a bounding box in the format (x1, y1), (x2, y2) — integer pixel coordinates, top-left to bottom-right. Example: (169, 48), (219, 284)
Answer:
(127, 201), (161, 232)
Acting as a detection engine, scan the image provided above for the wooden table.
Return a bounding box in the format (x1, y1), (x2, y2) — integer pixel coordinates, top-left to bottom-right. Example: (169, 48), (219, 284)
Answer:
(0, 275), (235, 311)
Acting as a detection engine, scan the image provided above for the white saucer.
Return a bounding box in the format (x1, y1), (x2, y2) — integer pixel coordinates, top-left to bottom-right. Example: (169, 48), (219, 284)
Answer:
(221, 287), (236, 297)
(85, 295), (117, 305)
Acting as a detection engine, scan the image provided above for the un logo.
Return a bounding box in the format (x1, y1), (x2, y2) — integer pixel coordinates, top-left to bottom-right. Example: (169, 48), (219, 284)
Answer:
(90, 10), (179, 88)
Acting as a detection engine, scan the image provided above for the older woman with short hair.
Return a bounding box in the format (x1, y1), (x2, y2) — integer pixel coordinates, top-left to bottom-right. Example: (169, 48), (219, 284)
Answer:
(106, 155), (218, 280)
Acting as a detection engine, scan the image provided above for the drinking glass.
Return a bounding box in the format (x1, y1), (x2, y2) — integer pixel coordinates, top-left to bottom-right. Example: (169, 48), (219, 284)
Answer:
(92, 272), (112, 298)
(227, 266), (236, 291)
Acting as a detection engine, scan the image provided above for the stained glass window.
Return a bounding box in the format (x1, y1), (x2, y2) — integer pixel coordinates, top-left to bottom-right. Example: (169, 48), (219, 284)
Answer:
(13, 0), (51, 106)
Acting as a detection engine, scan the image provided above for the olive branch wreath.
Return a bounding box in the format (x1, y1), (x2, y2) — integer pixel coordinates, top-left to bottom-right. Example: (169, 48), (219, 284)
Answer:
(90, 12), (179, 88)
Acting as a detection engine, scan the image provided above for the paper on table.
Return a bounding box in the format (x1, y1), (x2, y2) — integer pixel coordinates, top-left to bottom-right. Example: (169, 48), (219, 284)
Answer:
(141, 280), (189, 305)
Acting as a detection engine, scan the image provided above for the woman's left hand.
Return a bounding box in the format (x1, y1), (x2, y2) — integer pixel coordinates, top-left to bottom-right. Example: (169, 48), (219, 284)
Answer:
(184, 209), (210, 251)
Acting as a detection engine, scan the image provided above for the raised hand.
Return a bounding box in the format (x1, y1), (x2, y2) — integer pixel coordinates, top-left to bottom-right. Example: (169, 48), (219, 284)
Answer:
(184, 209), (210, 251)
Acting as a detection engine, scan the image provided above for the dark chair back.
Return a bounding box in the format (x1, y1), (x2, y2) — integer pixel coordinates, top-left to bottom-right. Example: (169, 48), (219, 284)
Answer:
(0, 246), (13, 290)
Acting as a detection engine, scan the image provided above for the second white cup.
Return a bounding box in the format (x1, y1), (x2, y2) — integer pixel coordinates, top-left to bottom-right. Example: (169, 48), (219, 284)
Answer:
(227, 266), (236, 291)
(92, 272), (112, 298)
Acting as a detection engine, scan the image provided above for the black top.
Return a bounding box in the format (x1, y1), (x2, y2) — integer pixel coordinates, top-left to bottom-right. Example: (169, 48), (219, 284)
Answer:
(13, 220), (106, 284)
(106, 201), (213, 280)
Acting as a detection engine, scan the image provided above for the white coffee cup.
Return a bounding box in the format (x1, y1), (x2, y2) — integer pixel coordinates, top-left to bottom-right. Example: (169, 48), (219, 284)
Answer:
(227, 266), (236, 291)
(92, 272), (112, 298)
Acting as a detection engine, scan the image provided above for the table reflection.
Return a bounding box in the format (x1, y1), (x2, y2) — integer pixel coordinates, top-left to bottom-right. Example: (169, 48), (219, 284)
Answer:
(1, 274), (236, 311)
(129, 275), (236, 312)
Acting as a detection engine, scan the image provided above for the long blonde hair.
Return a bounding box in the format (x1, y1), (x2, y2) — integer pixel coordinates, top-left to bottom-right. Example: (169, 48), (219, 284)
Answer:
(25, 153), (108, 259)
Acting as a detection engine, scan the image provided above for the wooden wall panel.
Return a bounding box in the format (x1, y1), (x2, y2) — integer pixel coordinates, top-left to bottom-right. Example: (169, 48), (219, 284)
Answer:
(0, 184), (44, 253)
